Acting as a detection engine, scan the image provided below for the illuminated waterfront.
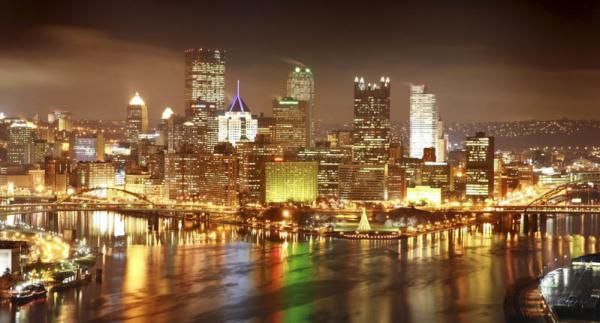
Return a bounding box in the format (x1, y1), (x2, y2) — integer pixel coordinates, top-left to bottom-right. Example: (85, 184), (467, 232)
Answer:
(1, 211), (600, 322)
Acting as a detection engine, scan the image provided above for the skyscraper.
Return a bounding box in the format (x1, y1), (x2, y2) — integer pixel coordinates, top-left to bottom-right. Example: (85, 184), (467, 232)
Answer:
(287, 66), (315, 145)
(465, 132), (495, 200)
(352, 76), (390, 165)
(126, 92), (148, 144)
(410, 85), (445, 161)
(7, 120), (37, 165)
(273, 97), (310, 149)
(189, 100), (219, 153)
(217, 81), (257, 146)
(184, 48), (226, 114)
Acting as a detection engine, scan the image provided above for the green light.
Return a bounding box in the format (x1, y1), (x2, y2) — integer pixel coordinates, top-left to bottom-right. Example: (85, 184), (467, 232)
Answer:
(279, 100), (299, 105)
(295, 67), (300, 72)
(305, 68), (311, 73)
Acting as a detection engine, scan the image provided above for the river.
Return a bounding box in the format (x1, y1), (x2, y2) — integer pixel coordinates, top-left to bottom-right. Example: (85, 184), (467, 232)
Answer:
(1, 211), (600, 322)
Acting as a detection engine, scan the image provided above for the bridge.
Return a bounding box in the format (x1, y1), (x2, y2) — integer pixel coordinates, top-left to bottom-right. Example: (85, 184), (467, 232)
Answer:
(0, 187), (237, 217)
(2, 181), (600, 217)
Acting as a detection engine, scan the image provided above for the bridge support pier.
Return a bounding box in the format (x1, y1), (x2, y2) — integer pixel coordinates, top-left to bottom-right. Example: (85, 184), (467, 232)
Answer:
(147, 212), (159, 231)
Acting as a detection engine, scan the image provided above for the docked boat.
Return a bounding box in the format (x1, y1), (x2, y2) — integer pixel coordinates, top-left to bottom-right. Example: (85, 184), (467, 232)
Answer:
(10, 283), (47, 305)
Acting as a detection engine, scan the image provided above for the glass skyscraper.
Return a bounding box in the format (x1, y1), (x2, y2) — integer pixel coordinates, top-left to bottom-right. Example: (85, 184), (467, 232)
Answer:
(409, 85), (445, 161)
(287, 66), (314, 146)
(352, 76), (390, 165)
(184, 48), (226, 114)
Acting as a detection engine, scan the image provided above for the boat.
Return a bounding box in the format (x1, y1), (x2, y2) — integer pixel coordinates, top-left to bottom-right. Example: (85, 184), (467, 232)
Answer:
(10, 283), (47, 305)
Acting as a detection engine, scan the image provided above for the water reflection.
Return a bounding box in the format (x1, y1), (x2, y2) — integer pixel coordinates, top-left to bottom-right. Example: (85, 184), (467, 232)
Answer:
(2, 212), (600, 322)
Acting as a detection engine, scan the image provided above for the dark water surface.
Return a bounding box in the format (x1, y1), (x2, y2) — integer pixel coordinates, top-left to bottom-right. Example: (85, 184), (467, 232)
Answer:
(1, 212), (600, 323)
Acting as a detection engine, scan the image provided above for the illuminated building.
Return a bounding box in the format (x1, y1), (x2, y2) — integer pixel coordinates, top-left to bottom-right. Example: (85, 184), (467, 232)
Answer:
(256, 113), (275, 141)
(287, 66), (315, 146)
(158, 107), (174, 149)
(387, 164), (406, 202)
(164, 152), (202, 199)
(44, 157), (73, 193)
(30, 139), (50, 164)
(394, 157), (423, 187)
(199, 143), (238, 206)
(74, 132), (105, 162)
(126, 92), (148, 144)
(338, 164), (387, 202)
(264, 160), (318, 204)
(237, 138), (282, 205)
(184, 48), (226, 113)
(406, 185), (442, 206)
(76, 161), (115, 189)
(327, 129), (352, 148)
(190, 99), (219, 153)
(297, 143), (352, 199)
(217, 82), (257, 146)
(352, 76), (390, 165)
(410, 85), (445, 162)
(421, 162), (452, 198)
(273, 97), (310, 149)
(189, 100), (219, 153)
(125, 173), (150, 195)
(7, 120), (37, 165)
(465, 132), (495, 199)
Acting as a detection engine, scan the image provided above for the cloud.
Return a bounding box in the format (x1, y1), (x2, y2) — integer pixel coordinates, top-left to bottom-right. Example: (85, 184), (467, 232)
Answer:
(0, 26), (182, 121)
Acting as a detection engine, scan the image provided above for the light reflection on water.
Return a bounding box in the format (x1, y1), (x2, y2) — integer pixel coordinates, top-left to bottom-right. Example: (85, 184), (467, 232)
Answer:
(1, 212), (600, 322)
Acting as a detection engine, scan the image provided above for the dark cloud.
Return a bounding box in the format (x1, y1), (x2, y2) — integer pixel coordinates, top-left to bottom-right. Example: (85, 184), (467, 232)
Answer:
(2, 0), (600, 124)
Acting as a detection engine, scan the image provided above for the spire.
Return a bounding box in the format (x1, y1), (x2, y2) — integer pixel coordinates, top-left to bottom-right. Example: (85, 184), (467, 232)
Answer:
(227, 80), (251, 113)
(129, 92), (145, 106)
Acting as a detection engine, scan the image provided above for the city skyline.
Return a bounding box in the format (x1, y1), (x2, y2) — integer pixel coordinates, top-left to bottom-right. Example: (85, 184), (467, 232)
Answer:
(3, 1), (600, 123)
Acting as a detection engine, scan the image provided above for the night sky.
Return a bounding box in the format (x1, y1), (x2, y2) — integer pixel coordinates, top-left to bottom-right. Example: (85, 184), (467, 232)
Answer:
(2, 0), (600, 124)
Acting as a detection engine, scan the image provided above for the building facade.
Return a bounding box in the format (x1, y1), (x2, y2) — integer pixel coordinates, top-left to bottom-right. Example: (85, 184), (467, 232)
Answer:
(352, 77), (390, 165)
(126, 92), (148, 144)
(287, 66), (315, 146)
(410, 85), (445, 162)
(465, 132), (495, 200)
(272, 98), (310, 149)
(184, 48), (226, 113)
(264, 160), (318, 204)
(218, 82), (257, 147)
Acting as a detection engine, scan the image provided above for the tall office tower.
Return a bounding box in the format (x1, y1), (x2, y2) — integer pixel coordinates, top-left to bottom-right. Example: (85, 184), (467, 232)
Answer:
(272, 97), (310, 149)
(435, 119), (447, 162)
(158, 107), (175, 149)
(8, 120), (37, 165)
(217, 81), (257, 146)
(465, 132), (495, 200)
(297, 143), (352, 199)
(189, 100), (219, 153)
(256, 113), (275, 141)
(410, 85), (444, 161)
(287, 66), (315, 145)
(126, 92), (148, 144)
(184, 48), (226, 114)
(52, 111), (73, 132)
(352, 76), (390, 165)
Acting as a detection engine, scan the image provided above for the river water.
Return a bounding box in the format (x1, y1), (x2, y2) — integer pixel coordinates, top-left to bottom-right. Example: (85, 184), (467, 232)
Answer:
(1, 211), (600, 323)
